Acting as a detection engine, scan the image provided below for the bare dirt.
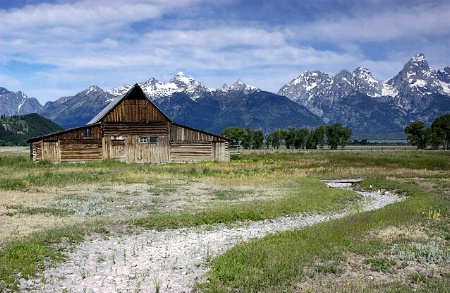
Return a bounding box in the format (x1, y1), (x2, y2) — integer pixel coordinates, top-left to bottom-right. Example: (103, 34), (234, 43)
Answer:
(17, 182), (405, 292)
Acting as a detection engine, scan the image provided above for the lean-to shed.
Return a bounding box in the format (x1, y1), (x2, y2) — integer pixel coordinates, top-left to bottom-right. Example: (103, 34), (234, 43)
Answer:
(27, 84), (230, 163)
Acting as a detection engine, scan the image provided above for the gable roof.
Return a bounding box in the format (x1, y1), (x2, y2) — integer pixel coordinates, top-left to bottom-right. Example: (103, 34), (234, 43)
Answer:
(87, 83), (172, 125)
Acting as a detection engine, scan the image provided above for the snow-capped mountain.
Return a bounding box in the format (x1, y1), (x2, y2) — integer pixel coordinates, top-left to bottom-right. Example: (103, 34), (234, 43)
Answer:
(385, 53), (444, 110)
(220, 80), (259, 93)
(277, 67), (385, 119)
(353, 66), (383, 97)
(278, 53), (450, 132)
(1, 53), (449, 135)
(437, 66), (450, 87)
(110, 72), (259, 101)
(0, 87), (42, 116)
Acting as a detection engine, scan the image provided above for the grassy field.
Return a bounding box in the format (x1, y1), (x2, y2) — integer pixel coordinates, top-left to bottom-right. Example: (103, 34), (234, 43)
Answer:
(0, 147), (449, 292)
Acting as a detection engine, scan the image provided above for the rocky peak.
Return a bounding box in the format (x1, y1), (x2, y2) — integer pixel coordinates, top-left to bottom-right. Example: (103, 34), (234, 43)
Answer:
(170, 72), (199, 89)
(0, 87), (12, 95)
(169, 72), (211, 100)
(223, 80), (258, 93)
(230, 80), (247, 91)
(437, 66), (450, 83)
(385, 53), (443, 109)
(352, 67), (382, 97)
(330, 70), (355, 98)
(84, 85), (104, 95)
(277, 70), (332, 117)
(278, 70), (331, 101)
(437, 66), (450, 94)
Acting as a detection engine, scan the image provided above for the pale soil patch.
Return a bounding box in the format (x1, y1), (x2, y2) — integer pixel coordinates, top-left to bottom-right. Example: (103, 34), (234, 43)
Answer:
(295, 251), (450, 293)
(0, 181), (280, 247)
(370, 225), (430, 242)
(0, 190), (83, 247)
(294, 223), (450, 293)
(0, 146), (29, 155)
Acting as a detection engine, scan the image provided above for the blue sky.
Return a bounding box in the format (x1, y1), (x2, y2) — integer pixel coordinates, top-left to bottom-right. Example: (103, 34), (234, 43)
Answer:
(1, 0), (450, 104)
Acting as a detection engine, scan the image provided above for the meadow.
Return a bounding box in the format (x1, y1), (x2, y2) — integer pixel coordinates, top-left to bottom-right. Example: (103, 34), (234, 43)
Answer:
(0, 147), (449, 292)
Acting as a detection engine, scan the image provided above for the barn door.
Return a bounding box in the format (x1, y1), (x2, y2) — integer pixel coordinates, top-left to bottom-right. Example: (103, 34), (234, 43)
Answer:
(42, 140), (61, 163)
(109, 136), (126, 162)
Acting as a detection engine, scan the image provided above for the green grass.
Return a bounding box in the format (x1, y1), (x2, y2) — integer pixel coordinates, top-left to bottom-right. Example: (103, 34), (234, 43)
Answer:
(196, 177), (450, 292)
(0, 225), (87, 291)
(5, 204), (72, 217)
(131, 178), (357, 230)
(0, 150), (449, 292)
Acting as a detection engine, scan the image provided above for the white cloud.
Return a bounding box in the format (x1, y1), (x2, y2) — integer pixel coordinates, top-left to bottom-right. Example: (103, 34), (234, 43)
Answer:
(290, 1), (450, 43)
(1, 0), (450, 103)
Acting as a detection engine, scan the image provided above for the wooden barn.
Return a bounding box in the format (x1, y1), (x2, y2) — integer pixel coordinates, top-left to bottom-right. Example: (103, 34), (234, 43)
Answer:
(27, 84), (230, 163)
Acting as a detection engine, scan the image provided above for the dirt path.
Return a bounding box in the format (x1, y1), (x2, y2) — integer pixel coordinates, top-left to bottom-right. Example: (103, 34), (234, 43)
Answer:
(19, 182), (403, 292)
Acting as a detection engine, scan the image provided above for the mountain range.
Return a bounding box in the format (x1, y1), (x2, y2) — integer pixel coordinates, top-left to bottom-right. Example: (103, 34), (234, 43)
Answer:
(1, 53), (449, 136)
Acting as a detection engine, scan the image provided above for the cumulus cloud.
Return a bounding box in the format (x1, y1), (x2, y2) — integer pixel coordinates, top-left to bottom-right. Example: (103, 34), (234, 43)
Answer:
(0, 0), (449, 102)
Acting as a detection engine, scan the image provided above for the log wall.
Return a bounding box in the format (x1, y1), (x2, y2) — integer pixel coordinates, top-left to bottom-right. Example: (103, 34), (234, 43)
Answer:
(103, 122), (169, 136)
(102, 135), (170, 163)
(170, 124), (227, 142)
(60, 139), (102, 162)
(170, 142), (214, 162)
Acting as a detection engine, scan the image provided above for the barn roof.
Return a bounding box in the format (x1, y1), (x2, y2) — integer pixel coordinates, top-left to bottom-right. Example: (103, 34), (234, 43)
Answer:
(87, 83), (173, 125)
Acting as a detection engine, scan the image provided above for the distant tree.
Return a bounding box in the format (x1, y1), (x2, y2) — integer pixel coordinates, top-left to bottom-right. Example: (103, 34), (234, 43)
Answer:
(280, 129), (287, 146)
(404, 121), (429, 149)
(241, 128), (253, 149)
(295, 128), (309, 149)
(339, 127), (353, 149)
(269, 129), (283, 149)
(252, 130), (264, 149)
(221, 127), (247, 146)
(431, 113), (450, 150)
(305, 130), (317, 149)
(326, 123), (353, 150)
(265, 132), (272, 149)
(284, 127), (296, 149)
(315, 125), (326, 149)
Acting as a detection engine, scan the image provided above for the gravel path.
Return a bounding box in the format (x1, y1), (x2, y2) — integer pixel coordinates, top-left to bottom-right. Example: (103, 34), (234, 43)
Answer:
(19, 182), (403, 292)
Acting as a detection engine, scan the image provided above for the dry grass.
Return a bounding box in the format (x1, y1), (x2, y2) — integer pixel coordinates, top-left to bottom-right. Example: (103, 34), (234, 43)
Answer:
(0, 147), (29, 155)
(0, 179), (285, 248)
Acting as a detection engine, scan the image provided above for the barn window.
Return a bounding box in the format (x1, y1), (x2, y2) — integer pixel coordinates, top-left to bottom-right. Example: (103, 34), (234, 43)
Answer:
(140, 137), (148, 143)
(150, 137), (158, 144)
(83, 128), (92, 138)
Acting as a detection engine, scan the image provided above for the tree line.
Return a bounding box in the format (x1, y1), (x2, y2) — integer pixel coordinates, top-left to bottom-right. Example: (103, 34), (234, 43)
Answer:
(0, 113), (64, 146)
(221, 123), (353, 150)
(404, 113), (450, 150)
